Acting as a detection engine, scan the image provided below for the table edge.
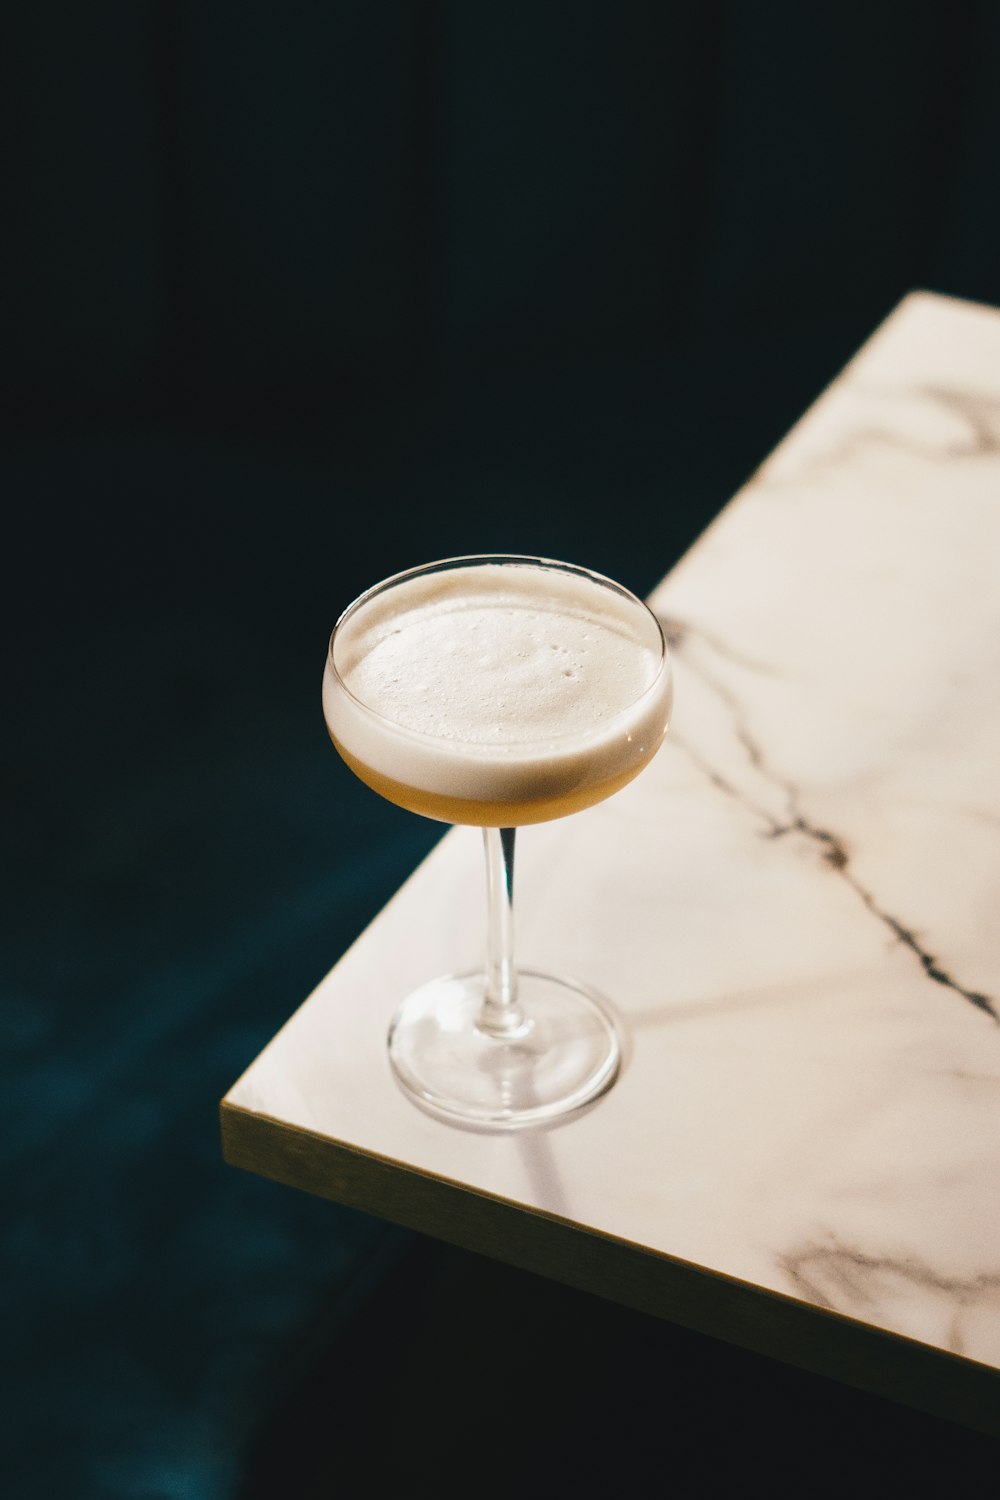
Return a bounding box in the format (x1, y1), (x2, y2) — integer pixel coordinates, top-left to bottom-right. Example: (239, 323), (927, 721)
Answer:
(220, 1098), (1000, 1438)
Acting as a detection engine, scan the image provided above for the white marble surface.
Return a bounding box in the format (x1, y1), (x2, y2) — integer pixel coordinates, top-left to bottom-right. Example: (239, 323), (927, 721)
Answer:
(227, 292), (1000, 1374)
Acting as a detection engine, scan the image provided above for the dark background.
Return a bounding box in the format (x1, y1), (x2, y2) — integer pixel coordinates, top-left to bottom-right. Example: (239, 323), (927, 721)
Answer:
(5, 3), (1000, 1495)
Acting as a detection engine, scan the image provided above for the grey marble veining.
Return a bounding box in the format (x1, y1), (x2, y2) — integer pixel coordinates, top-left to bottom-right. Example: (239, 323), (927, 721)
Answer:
(659, 608), (997, 1023)
(226, 292), (1000, 1387)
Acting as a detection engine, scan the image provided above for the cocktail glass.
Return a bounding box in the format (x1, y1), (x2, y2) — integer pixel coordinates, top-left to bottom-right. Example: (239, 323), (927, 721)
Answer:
(323, 555), (672, 1129)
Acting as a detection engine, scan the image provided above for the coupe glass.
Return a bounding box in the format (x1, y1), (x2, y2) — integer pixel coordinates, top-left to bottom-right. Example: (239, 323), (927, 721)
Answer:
(323, 555), (671, 1129)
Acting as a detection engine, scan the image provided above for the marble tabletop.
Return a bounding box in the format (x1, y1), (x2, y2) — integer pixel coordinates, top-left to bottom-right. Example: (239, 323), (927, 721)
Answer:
(222, 292), (1000, 1435)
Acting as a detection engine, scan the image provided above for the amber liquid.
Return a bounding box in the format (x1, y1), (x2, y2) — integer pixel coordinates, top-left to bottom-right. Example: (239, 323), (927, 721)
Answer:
(331, 735), (661, 827)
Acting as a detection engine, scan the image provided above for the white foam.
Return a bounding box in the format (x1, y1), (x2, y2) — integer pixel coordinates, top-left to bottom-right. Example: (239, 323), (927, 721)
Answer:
(324, 562), (671, 804)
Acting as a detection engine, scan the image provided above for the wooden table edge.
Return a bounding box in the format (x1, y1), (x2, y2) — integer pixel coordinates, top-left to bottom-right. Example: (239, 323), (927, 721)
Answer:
(220, 1097), (999, 1438)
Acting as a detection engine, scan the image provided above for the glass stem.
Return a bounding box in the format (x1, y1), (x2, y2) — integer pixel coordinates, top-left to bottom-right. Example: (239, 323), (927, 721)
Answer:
(478, 827), (527, 1037)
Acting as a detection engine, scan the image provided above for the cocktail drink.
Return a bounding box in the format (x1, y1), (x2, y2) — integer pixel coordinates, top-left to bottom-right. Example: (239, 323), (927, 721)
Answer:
(323, 556), (672, 1127)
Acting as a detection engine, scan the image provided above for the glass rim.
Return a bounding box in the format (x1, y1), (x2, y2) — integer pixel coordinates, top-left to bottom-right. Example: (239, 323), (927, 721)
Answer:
(326, 554), (669, 754)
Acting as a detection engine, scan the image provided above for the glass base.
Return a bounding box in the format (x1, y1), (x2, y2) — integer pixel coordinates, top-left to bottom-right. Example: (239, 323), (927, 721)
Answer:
(387, 969), (621, 1130)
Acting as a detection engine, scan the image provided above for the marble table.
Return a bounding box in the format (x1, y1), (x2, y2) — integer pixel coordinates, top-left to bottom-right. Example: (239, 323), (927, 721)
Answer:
(222, 292), (1000, 1436)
